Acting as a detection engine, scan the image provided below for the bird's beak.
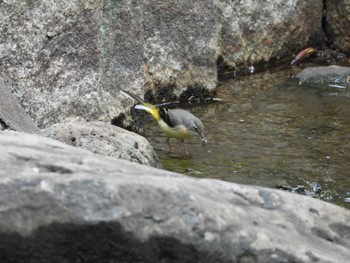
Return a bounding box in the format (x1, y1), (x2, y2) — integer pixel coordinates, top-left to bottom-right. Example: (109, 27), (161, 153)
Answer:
(198, 132), (207, 146)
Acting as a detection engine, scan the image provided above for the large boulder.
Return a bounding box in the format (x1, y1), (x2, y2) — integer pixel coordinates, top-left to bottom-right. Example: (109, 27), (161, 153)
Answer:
(40, 121), (161, 168)
(0, 131), (349, 262)
(325, 0), (350, 54)
(0, 0), (324, 129)
(0, 0), (108, 128)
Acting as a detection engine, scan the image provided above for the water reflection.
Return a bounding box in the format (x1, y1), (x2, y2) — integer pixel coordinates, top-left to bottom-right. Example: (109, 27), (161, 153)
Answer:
(144, 69), (350, 209)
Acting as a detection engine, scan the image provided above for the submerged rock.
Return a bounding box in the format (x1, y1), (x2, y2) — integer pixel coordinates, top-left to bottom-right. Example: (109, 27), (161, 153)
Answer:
(295, 65), (350, 85)
(0, 131), (349, 262)
(41, 121), (161, 168)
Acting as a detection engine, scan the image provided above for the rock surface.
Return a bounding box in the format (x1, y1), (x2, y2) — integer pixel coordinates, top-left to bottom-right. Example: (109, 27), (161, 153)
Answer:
(217, 0), (324, 69)
(0, 79), (37, 133)
(325, 0), (350, 54)
(142, 0), (219, 97)
(40, 121), (161, 168)
(0, 0), (108, 128)
(0, 131), (350, 262)
(295, 65), (350, 84)
(1, 0), (324, 128)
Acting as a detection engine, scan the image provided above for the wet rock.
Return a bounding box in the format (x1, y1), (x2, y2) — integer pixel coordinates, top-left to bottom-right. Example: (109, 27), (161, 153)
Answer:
(1, 0), (324, 129)
(310, 181), (322, 194)
(40, 121), (161, 168)
(275, 184), (305, 194)
(277, 182), (343, 205)
(0, 79), (37, 133)
(325, 0), (350, 54)
(1, 131), (350, 262)
(295, 65), (350, 84)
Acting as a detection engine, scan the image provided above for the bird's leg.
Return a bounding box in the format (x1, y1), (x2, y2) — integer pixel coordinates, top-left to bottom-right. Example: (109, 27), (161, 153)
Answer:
(181, 139), (189, 155)
(166, 137), (173, 153)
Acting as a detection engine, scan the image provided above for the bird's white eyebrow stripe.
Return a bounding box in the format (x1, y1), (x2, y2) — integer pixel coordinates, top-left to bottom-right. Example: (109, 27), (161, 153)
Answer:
(134, 104), (149, 110)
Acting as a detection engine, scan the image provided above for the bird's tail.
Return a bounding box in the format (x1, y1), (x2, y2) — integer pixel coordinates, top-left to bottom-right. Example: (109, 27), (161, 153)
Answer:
(120, 89), (160, 121)
(120, 90), (145, 104)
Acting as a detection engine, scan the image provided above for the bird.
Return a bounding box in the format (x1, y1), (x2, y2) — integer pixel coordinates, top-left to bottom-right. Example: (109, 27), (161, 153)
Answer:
(120, 89), (207, 155)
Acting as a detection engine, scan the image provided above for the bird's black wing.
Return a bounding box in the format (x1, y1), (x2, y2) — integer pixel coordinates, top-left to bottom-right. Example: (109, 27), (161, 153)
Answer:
(159, 108), (176, 128)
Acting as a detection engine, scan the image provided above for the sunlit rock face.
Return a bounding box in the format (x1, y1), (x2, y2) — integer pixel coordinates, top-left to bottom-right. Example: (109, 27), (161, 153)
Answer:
(0, 0), (324, 129)
(325, 0), (350, 54)
(0, 1), (106, 129)
(0, 131), (350, 262)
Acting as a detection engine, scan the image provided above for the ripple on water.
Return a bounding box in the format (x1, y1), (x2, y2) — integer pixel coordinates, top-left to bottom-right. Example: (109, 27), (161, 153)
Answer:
(145, 68), (350, 209)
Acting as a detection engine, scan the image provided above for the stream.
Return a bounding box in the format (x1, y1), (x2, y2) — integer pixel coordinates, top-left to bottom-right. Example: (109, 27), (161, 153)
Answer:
(143, 67), (350, 209)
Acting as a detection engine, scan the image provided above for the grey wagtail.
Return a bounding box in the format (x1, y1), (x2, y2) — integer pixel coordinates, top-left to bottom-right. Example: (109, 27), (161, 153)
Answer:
(121, 90), (207, 155)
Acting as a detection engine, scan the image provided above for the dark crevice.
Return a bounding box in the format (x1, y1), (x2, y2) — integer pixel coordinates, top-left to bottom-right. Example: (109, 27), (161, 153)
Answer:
(38, 164), (73, 174)
(46, 31), (62, 41)
(111, 113), (126, 128)
(111, 111), (145, 135)
(0, 118), (10, 131)
(311, 227), (335, 243)
(322, 0), (331, 46)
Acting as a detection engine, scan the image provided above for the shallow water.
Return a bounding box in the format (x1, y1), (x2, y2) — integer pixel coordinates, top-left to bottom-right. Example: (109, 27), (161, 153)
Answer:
(144, 68), (350, 209)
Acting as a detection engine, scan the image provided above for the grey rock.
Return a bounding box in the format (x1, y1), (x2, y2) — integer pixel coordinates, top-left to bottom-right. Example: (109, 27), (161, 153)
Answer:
(40, 121), (161, 168)
(325, 0), (350, 54)
(142, 0), (219, 96)
(99, 1), (147, 131)
(1, 0), (324, 129)
(0, 1), (110, 129)
(0, 78), (37, 133)
(295, 66), (350, 84)
(218, 0), (324, 69)
(0, 131), (350, 263)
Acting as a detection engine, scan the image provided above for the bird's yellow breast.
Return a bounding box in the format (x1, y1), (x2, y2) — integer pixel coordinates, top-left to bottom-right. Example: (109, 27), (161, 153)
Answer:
(158, 119), (189, 139)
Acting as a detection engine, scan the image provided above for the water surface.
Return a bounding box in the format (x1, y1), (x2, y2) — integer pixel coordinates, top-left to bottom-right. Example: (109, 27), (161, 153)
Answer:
(144, 68), (350, 209)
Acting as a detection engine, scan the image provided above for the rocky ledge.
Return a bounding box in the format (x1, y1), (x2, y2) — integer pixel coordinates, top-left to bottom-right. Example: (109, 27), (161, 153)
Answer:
(40, 121), (161, 168)
(0, 131), (349, 263)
